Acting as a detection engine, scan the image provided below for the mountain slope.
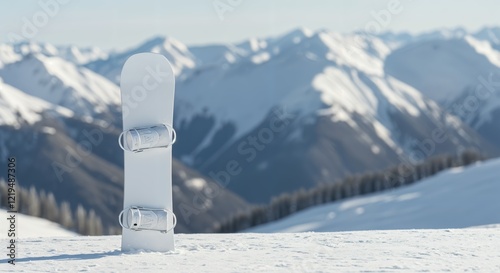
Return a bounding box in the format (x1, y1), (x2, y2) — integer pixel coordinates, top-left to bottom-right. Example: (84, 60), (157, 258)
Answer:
(0, 78), (72, 128)
(8, 230), (500, 272)
(249, 158), (500, 233)
(55, 45), (108, 65)
(0, 44), (21, 68)
(384, 36), (500, 148)
(385, 36), (500, 103)
(0, 54), (121, 119)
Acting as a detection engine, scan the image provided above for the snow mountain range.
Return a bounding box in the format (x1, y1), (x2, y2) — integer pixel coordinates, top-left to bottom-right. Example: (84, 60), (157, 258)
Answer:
(1, 26), (500, 231)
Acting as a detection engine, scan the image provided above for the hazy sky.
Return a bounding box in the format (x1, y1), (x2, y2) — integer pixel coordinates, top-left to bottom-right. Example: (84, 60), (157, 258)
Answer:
(1, 0), (498, 49)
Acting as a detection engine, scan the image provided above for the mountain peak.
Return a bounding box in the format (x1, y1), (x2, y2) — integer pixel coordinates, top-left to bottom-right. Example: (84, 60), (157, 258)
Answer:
(136, 35), (189, 53)
(138, 35), (168, 49)
(286, 27), (314, 38)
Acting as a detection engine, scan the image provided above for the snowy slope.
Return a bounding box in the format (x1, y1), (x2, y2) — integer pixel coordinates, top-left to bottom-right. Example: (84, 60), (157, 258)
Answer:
(475, 27), (500, 48)
(0, 209), (76, 238)
(384, 35), (500, 148)
(249, 158), (500, 233)
(0, 44), (21, 68)
(2, 230), (500, 272)
(0, 78), (73, 127)
(0, 54), (120, 117)
(385, 35), (500, 104)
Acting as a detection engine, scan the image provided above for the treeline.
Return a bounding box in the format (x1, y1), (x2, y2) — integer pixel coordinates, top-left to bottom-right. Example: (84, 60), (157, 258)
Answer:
(214, 150), (484, 233)
(0, 181), (106, 236)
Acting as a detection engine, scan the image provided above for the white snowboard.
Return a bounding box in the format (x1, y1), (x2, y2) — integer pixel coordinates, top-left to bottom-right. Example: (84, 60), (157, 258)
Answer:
(120, 53), (176, 252)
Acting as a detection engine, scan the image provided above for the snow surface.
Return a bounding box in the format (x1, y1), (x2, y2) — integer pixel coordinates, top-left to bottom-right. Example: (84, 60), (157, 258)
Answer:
(0, 209), (76, 238)
(249, 158), (500, 233)
(1, 230), (499, 272)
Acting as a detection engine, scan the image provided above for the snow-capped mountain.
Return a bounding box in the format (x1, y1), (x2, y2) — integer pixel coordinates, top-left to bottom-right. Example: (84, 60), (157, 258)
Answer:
(55, 45), (109, 64)
(385, 36), (500, 103)
(0, 53), (121, 119)
(172, 28), (494, 202)
(384, 35), (500, 148)
(375, 27), (468, 49)
(0, 41), (108, 66)
(376, 26), (500, 47)
(2, 27), (499, 223)
(0, 44), (21, 68)
(249, 158), (500, 233)
(86, 36), (196, 84)
(188, 43), (248, 66)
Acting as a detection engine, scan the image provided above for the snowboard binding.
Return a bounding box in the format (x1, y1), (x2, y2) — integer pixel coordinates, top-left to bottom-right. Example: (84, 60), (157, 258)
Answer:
(119, 206), (177, 233)
(118, 123), (176, 153)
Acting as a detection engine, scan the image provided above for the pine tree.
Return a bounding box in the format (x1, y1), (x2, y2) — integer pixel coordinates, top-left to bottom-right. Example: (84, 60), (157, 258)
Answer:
(0, 180), (7, 208)
(59, 201), (73, 229)
(86, 209), (98, 235)
(76, 204), (87, 234)
(42, 193), (59, 222)
(27, 186), (41, 217)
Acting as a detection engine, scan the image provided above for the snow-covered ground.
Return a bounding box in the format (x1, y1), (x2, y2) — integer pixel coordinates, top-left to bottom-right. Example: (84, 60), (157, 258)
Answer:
(0, 209), (77, 238)
(1, 229), (499, 272)
(249, 159), (500, 233)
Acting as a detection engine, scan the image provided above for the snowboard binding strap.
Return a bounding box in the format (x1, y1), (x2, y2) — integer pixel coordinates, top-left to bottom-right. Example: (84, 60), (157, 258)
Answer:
(118, 123), (176, 153)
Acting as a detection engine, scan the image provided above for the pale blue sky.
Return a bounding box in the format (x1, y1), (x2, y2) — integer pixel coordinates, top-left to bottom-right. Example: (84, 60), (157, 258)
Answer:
(0, 0), (498, 49)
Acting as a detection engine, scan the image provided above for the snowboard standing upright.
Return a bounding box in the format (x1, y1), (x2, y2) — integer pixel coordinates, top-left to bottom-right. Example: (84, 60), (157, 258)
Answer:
(119, 53), (176, 252)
